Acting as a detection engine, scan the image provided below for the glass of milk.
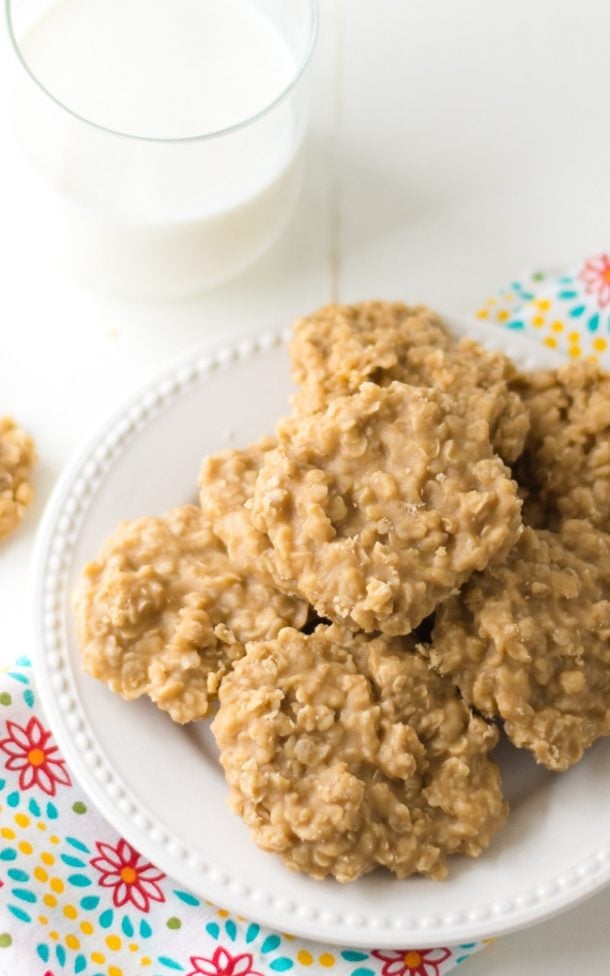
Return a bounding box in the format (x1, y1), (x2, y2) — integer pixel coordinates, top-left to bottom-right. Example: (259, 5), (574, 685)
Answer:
(7, 0), (318, 300)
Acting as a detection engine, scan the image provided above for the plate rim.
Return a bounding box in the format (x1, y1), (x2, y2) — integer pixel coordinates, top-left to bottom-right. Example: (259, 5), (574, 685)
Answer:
(32, 315), (610, 948)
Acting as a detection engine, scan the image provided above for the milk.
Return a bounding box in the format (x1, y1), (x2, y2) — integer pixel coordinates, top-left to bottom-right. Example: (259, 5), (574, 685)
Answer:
(12, 0), (310, 299)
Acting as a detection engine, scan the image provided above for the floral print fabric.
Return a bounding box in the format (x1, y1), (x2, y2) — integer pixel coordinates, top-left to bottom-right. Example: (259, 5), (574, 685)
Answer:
(475, 253), (610, 363)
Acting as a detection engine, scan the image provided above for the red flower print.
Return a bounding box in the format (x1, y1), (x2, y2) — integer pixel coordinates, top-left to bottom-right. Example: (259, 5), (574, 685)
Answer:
(580, 254), (610, 308)
(371, 947), (452, 976)
(0, 718), (71, 796)
(90, 838), (165, 912)
(187, 946), (264, 976)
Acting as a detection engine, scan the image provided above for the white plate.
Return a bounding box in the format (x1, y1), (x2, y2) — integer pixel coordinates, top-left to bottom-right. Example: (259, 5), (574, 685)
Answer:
(32, 316), (610, 949)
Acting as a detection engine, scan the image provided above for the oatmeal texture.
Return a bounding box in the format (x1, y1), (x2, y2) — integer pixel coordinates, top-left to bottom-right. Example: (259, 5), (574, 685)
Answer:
(198, 436), (280, 586)
(74, 505), (308, 723)
(515, 362), (610, 530)
(290, 302), (451, 414)
(0, 416), (35, 539)
(252, 381), (522, 635)
(431, 520), (610, 771)
(290, 301), (529, 462)
(212, 624), (507, 883)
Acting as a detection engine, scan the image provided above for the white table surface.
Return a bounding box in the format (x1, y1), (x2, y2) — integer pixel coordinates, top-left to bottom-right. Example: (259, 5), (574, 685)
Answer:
(1, 1), (610, 970)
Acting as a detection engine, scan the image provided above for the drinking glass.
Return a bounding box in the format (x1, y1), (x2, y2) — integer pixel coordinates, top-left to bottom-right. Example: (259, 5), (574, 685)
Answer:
(6, 0), (319, 300)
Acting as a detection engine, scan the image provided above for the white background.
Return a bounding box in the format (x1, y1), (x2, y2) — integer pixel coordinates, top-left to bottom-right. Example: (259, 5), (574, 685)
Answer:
(1, 1), (610, 971)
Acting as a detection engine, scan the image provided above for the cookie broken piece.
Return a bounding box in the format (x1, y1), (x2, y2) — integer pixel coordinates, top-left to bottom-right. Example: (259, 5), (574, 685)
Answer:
(252, 381), (522, 635)
(0, 416), (36, 539)
(515, 361), (610, 530)
(212, 624), (507, 883)
(198, 436), (279, 586)
(74, 505), (308, 723)
(431, 520), (610, 771)
(290, 301), (529, 462)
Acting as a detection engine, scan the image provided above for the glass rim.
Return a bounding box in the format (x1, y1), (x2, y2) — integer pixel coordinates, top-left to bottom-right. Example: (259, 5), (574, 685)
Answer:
(5, 0), (319, 143)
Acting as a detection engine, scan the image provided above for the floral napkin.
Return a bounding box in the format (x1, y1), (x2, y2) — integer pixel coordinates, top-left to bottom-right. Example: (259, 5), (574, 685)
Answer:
(2, 254), (610, 976)
(475, 253), (610, 363)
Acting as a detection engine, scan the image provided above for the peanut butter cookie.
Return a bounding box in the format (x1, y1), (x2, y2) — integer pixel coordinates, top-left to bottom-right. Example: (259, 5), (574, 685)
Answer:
(431, 520), (610, 771)
(74, 505), (308, 723)
(199, 436), (279, 586)
(290, 302), (529, 462)
(252, 382), (522, 634)
(0, 416), (35, 539)
(515, 362), (610, 530)
(212, 624), (507, 882)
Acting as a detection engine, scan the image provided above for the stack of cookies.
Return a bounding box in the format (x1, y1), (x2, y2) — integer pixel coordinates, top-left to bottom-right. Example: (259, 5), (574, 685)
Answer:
(75, 302), (610, 883)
